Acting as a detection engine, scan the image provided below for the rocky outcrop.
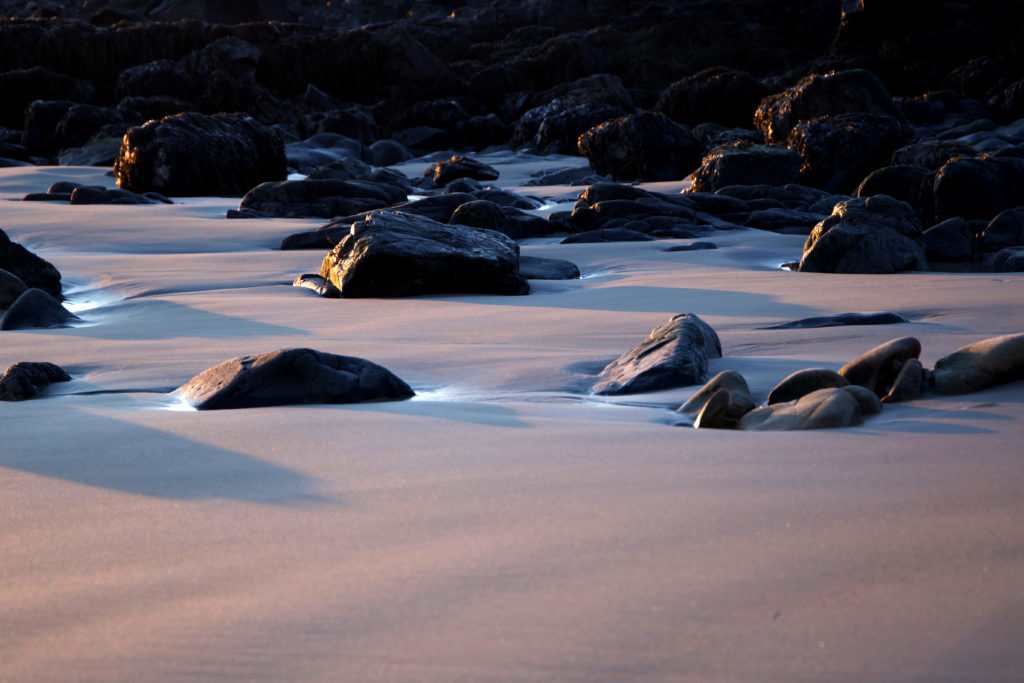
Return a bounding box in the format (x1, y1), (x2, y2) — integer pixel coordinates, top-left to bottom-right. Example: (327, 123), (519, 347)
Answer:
(173, 348), (414, 410)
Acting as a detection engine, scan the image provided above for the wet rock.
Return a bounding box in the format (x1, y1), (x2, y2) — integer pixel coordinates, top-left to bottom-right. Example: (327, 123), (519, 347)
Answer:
(839, 336), (922, 397)
(0, 288), (78, 330)
(656, 66), (767, 128)
(930, 156), (1024, 225)
(0, 229), (62, 300)
(767, 369), (849, 405)
(238, 179), (403, 219)
(115, 112), (286, 197)
(578, 111), (699, 182)
(755, 69), (909, 145)
(0, 361), (70, 401)
(981, 208), (1024, 253)
(933, 333), (1024, 395)
(743, 208), (826, 235)
(425, 155), (500, 185)
(319, 211), (529, 298)
(799, 196), (928, 274)
(299, 104), (379, 145)
(923, 217), (974, 261)
(0, 268), (28, 308)
(449, 201), (554, 240)
(174, 348), (414, 411)
(292, 274), (341, 298)
(738, 387), (863, 431)
(512, 80), (629, 153)
(993, 247), (1024, 272)
(889, 139), (978, 171)
(881, 358), (925, 403)
(856, 165), (930, 216)
(593, 313), (721, 395)
(560, 228), (655, 244)
(367, 139), (411, 166)
(765, 312), (908, 329)
(676, 370), (754, 429)
(286, 133), (365, 175)
(518, 255), (580, 280)
(664, 242), (717, 252)
(306, 156), (374, 182)
(688, 143), (802, 193)
(787, 113), (911, 193)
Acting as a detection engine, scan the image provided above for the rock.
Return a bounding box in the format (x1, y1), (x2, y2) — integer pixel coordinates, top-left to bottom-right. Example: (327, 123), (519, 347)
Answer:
(856, 165), (931, 217)
(755, 69), (909, 145)
(0, 67), (97, 130)
(981, 208), (1024, 253)
(765, 312), (909, 329)
(738, 387), (863, 431)
(0, 288), (78, 330)
(238, 179), (402, 219)
(841, 384), (883, 416)
(896, 90), (990, 133)
(881, 358), (925, 403)
(173, 348), (414, 411)
(933, 333), (1024, 395)
(656, 66), (767, 128)
(474, 189), (543, 211)
(676, 370), (754, 428)
(787, 113), (911, 193)
(0, 229), (62, 300)
(299, 104), (379, 144)
(889, 139), (978, 171)
(993, 247), (1024, 272)
(286, 133), (366, 175)
(743, 208), (825, 235)
(688, 143), (802, 193)
(448, 201), (554, 240)
(664, 242), (718, 252)
(593, 313), (721, 395)
(392, 126), (450, 154)
(0, 361), (70, 401)
(0, 267), (28, 309)
(988, 79), (1024, 123)
(367, 139), (411, 166)
(426, 155), (500, 185)
(292, 274), (341, 298)
(306, 156), (374, 182)
(839, 336), (922, 397)
(799, 196), (928, 274)
(560, 228), (655, 244)
(115, 112), (286, 197)
(767, 368), (849, 404)
(923, 217), (975, 261)
(578, 111), (699, 182)
(518, 255), (580, 280)
(319, 211), (529, 298)
(57, 137), (123, 167)
(930, 156), (1024, 225)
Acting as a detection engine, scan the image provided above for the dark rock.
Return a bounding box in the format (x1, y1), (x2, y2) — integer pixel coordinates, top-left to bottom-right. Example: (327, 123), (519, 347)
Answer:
(688, 143), (802, 193)
(226, 208), (272, 219)
(116, 95), (196, 126)
(286, 133), (365, 175)
(367, 139), (411, 166)
(930, 156), (1024, 225)
(765, 312), (909, 329)
(0, 361), (70, 401)
(299, 104), (379, 144)
(787, 113), (912, 194)
(657, 66), (767, 128)
(767, 369), (849, 405)
(593, 313), (721, 395)
(560, 228), (655, 244)
(0, 67), (98, 130)
(933, 333), (1024, 395)
(173, 348), (414, 411)
(677, 370), (754, 428)
(53, 103), (125, 153)
(21, 99), (75, 159)
(714, 183), (830, 209)
(513, 97), (626, 154)
(524, 166), (604, 186)
(981, 208), (1024, 253)
(426, 155), (500, 185)
(0, 288), (78, 330)
(57, 137), (123, 167)
(22, 192), (70, 202)
(923, 217), (974, 261)
(0, 229), (62, 299)
(738, 387), (863, 431)
(238, 179), (401, 219)
(0, 268), (28, 308)
(755, 69), (909, 145)
(69, 186), (113, 204)
(839, 336), (922, 397)
(841, 384), (883, 416)
(993, 247), (1024, 272)
(889, 139), (978, 171)
(115, 112), (286, 197)
(306, 156), (374, 182)
(799, 196), (928, 274)
(292, 274), (341, 298)
(319, 211), (529, 298)
(988, 79), (1024, 123)
(881, 358), (925, 403)
(856, 165), (931, 219)
(664, 242), (718, 252)
(474, 189), (543, 210)
(518, 255), (580, 280)
(578, 111), (699, 182)
(391, 126), (451, 154)
(449, 201), (554, 240)
(744, 208), (826, 235)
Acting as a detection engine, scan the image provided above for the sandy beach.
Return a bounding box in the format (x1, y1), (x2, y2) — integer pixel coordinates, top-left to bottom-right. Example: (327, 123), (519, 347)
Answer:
(2, 155), (1023, 681)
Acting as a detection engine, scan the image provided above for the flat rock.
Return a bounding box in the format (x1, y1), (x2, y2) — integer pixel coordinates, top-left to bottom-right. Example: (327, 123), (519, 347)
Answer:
(594, 313), (721, 395)
(0, 361), (71, 401)
(561, 228), (655, 244)
(933, 333), (1024, 395)
(738, 387), (863, 431)
(518, 255), (580, 280)
(319, 211), (529, 298)
(839, 336), (922, 397)
(174, 348), (414, 410)
(664, 242), (718, 252)
(0, 288), (79, 330)
(764, 312), (908, 329)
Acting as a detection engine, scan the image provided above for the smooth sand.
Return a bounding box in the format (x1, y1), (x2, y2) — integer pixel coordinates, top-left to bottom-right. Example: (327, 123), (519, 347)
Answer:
(1, 158), (1022, 681)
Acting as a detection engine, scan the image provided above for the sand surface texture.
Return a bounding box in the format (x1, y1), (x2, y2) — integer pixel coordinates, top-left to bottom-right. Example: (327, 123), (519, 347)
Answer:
(2, 157), (1023, 681)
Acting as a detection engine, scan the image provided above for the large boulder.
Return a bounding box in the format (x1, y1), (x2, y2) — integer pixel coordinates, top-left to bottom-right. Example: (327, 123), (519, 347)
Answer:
(0, 229), (62, 300)
(755, 69), (909, 145)
(738, 387), (864, 431)
(114, 112), (286, 197)
(577, 111), (699, 182)
(173, 348), (414, 411)
(0, 361), (70, 401)
(238, 179), (404, 219)
(656, 66), (767, 128)
(593, 313), (721, 395)
(933, 333), (1024, 395)
(787, 113), (912, 193)
(319, 211), (529, 298)
(688, 143), (802, 193)
(798, 196), (928, 274)
(929, 156), (1024, 225)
